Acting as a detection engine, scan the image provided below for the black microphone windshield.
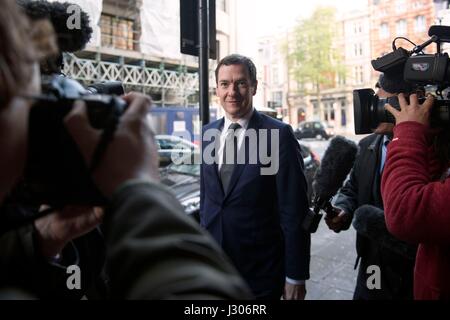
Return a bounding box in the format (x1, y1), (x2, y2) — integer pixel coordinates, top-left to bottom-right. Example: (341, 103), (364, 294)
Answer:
(313, 135), (358, 199)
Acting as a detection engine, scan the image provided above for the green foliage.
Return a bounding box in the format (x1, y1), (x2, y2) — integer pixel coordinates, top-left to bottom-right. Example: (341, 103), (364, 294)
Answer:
(288, 7), (345, 95)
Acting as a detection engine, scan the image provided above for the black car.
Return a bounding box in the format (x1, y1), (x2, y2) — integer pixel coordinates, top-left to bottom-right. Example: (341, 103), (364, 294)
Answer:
(160, 144), (320, 220)
(294, 121), (334, 140)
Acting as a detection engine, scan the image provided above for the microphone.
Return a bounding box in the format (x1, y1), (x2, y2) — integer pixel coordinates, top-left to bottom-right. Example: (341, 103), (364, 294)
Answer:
(302, 136), (358, 233)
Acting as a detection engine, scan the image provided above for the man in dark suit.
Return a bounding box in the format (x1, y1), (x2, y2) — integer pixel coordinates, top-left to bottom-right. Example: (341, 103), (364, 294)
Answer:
(200, 54), (311, 300)
(325, 74), (417, 299)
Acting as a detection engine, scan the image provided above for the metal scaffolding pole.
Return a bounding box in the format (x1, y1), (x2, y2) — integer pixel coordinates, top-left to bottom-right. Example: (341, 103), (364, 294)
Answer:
(198, 0), (210, 125)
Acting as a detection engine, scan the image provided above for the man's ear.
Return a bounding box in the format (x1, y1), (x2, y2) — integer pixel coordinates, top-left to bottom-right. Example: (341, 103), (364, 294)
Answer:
(215, 86), (219, 97)
(252, 80), (258, 96)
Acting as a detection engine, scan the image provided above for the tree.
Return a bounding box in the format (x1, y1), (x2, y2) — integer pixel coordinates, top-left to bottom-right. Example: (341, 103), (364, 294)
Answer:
(287, 7), (345, 121)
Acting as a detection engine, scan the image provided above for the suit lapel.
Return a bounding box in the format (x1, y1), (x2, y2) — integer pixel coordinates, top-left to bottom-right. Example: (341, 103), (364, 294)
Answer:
(367, 135), (383, 206)
(224, 110), (262, 199)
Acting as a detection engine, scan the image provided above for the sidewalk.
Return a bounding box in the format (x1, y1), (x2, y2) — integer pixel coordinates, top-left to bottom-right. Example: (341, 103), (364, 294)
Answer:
(306, 218), (357, 300)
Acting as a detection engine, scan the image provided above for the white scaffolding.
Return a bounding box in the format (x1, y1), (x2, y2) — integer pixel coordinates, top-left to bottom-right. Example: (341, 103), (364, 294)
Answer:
(56, 0), (211, 106)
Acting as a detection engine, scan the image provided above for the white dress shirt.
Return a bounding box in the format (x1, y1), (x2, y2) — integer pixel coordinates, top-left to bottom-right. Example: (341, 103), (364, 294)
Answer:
(218, 108), (254, 171)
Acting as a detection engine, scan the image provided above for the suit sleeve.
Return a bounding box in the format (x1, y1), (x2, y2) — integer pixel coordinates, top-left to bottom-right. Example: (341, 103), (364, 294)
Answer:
(104, 179), (252, 299)
(382, 121), (450, 245)
(0, 219), (98, 299)
(277, 125), (311, 280)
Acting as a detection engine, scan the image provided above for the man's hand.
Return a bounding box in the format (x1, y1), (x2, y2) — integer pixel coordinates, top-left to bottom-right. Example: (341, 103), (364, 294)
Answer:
(385, 93), (434, 126)
(64, 92), (160, 197)
(325, 209), (351, 233)
(34, 206), (104, 258)
(283, 282), (306, 300)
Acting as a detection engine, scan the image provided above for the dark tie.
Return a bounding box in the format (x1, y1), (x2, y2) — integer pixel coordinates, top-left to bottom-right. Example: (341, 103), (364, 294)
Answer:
(220, 123), (241, 192)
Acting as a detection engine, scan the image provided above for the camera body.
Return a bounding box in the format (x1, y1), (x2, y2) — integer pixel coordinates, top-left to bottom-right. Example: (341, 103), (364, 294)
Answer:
(9, 76), (127, 207)
(353, 26), (450, 134)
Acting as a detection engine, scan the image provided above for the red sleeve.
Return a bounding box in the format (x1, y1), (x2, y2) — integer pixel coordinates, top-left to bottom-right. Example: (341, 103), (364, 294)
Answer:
(381, 121), (450, 245)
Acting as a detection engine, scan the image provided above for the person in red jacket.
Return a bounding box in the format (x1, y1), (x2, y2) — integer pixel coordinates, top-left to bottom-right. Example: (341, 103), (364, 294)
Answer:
(383, 93), (450, 299)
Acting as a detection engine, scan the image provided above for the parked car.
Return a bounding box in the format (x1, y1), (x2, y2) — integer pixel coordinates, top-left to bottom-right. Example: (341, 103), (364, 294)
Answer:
(160, 152), (201, 221)
(155, 135), (199, 167)
(160, 144), (320, 221)
(298, 142), (321, 203)
(294, 121), (333, 140)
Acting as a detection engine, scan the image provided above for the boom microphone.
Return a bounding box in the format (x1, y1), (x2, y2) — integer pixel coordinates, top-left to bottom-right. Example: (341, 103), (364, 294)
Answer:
(302, 136), (358, 233)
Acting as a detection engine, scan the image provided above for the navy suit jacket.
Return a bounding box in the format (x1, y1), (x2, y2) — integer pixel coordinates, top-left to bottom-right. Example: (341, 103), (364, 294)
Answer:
(200, 110), (310, 297)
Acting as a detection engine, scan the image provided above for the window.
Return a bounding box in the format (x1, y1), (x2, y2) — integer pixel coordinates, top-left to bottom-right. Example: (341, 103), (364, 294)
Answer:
(272, 91), (283, 107)
(412, 1), (423, 9)
(354, 65), (364, 84)
(395, 0), (406, 13)
(338, 73), (346, 86)
(218, 0), (227, 13)
(379, 23), (389, 39)
(101, 14), (135, 50)
(354, 22), (362, 34)
(272, 65), (279, 85)
(396, 19), (407, 35)
(313, 102), (320, 117)
(378, 8), (387, 18)
(414, 16), (426, 32)
(341, 100), (347, 126)
(354, 43), (363, 56)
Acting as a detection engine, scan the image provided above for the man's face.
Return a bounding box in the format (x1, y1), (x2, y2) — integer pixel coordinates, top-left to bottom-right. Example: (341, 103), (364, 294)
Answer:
(216, 64), (257, 120)
(0, 63), (39, 203)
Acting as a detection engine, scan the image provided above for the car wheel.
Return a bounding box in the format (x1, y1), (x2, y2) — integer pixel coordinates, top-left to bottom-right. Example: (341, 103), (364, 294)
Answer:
(315, 134), (323, 140)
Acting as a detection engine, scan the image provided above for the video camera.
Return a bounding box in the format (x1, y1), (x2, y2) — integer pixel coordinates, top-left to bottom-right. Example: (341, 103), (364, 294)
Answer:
(7, 75), (127, 209)
(353, 25), (450, 134)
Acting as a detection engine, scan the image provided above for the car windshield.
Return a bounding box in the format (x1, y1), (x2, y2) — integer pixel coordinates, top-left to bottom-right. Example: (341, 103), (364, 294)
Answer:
(166, 153), (201, 176)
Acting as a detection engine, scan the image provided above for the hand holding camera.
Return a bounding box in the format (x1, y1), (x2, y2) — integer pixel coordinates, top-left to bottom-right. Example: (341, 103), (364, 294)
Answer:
(64, 92), (160, 198)
(385, 93), (435, 126)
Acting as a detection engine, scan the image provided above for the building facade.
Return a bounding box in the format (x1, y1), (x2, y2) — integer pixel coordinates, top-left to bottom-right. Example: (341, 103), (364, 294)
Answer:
(58, 0), (236, 108)
(369, 0), (449, 83)
(256, 0), (450, 134)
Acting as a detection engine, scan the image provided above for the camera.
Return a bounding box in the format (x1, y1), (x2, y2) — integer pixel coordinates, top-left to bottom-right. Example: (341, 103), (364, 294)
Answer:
(86, 81), (125, 96)
(354, 25), (450, 134)
(353, 88), (450, 134)
(7, 75), (127, 208)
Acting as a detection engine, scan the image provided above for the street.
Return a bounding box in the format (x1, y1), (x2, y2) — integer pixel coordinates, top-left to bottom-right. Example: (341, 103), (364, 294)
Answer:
(300, 136), (365, 300)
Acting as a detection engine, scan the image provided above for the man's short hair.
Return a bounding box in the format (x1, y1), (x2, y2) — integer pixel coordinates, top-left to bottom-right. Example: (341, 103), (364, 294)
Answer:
(215, 54), (257, 85)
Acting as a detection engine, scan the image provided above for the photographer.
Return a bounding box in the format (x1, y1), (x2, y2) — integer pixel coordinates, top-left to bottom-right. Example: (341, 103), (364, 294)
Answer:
(17, 0), (93, 75)
(383, 93), (450, 300)
(0, 0), (250, 299)
(325, 74), (417, 300)
(0, 1), (107, 299)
